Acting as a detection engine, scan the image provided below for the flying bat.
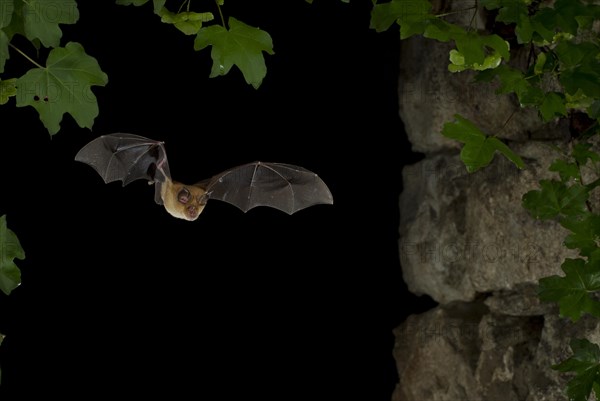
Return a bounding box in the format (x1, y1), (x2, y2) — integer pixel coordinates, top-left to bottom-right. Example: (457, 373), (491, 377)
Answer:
(74, 133), (333, 221)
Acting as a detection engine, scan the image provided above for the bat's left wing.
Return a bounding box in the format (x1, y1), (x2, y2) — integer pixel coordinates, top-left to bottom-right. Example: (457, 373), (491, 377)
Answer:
(201, 162), (333, 215)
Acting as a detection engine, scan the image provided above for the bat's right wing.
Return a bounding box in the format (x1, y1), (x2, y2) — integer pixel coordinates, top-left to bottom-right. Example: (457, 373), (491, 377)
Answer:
(75, 133), (171, 204)
(202, 161), (333, 214)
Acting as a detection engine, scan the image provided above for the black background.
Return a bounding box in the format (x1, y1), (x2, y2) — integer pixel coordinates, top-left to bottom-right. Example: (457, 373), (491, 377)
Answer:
(0, 1), (435, 399)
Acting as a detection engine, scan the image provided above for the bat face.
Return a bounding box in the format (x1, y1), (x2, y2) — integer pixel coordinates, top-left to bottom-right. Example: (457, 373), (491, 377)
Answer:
(161, 180), (208, 221)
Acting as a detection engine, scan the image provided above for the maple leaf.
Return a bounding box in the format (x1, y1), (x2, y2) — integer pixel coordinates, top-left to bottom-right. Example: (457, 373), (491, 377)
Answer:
(522, 180), (589, 220)
(553, 338), (600, 401)
(194, 17), (274, 89)
(538, 258), (600, 321)
(441, 114), (524, 172)
(22, 0), (79, 48)
(16, 42), (108, 135)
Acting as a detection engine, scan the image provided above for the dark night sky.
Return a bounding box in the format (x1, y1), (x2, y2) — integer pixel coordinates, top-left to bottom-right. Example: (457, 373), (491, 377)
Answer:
(0, 1), (435, 399)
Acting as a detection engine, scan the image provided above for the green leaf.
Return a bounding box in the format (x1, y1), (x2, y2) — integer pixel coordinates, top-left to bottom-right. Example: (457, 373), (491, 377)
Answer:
(0, 215), (24, 295)
(194, 17), (274, 89)
(2, 0), (24, 40)
(159, 8), (213, 36)
(448, 49), (502, 72)
(540, 92), (567, 121)
(422, 18), (464, 42)
(475, 65), (531, 102)
(538, 258), (600, 321)
(487, 136), (525, 169)
(534, 52), (547, 75)
(553, 338), (600, 401)
(22, 0), (79, 48)
(572, 143), (600, 166)
(482, 0), (532, 42)
(0, 77), (16, 104)
(522, 180), (589, 219)
(448, 32), (510, 71)
(588, 101), (600, 120)
(561, 215), (600, 258)
(370, 0), (433, 37)
(441, 114), (523, 172)
(0, 29), (8, 73)
(549, 159), (581, 182)
(555, 41), (600, 96)
(116, 0), (166, 14)
(556, 41), (594, 69)
(566, 89), (596, 111)
(0, 0), (14, 28)
(16, 42), (109, 135)
(561, 70), (600, 98)
(455, 32), (485, 65)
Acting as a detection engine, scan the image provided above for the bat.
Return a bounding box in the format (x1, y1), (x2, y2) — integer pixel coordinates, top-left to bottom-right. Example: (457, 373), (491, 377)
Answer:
(74, 133), (333, 221)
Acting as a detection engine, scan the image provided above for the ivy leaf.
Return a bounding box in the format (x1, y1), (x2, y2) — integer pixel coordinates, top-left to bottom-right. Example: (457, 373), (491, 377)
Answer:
(522, 180), (589, 219)
(561, 215), (600, 258)
(159, 8), (213, 36)
(21, 0), (79, 48)
(441, 114), (524, 172)
(540, 92), (568, 121)
(194, 17), (274, 89)
(538, 258), (600, 321)
(0, 77), (16, 104)
(116, 0), (166, 14)
(553, 338), (600, 401)
(0, 215), (24, 296)
(16, 42), (109, 135)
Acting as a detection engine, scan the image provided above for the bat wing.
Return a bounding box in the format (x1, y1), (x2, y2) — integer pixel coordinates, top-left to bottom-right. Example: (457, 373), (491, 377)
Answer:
(75, 133), (171, 204)
(203, 162), (333, 215)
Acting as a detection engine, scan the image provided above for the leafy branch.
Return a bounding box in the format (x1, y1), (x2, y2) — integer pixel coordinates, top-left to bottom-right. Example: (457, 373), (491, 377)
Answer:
(1, 0), (108, 135)
(117, 0), (274, 89)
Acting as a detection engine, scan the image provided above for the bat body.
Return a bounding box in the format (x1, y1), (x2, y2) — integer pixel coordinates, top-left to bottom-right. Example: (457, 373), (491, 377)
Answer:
(75, 133), (333, 221)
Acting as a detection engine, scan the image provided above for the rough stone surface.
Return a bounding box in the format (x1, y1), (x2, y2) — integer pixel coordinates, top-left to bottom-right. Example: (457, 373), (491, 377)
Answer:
(392, 302), (600, 401)
(399, 141), (578, 304)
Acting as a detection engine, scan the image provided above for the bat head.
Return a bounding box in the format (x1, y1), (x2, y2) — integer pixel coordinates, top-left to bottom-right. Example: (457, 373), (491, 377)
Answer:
(161, 180), (208, 221)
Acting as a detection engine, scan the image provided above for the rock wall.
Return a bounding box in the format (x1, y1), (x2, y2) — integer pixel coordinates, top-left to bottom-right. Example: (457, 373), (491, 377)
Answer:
(394, 2), (600, 400)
